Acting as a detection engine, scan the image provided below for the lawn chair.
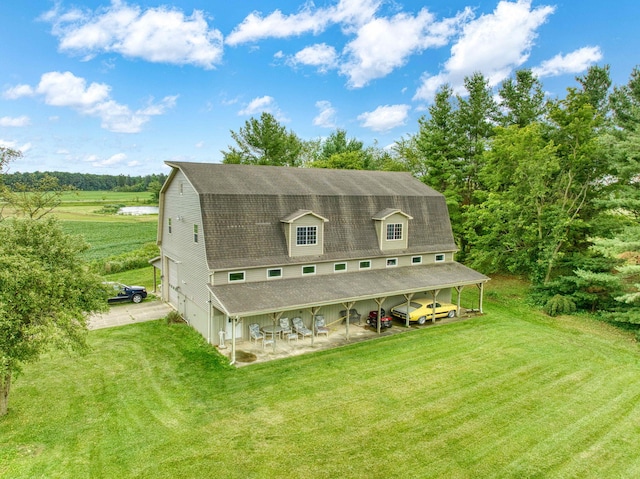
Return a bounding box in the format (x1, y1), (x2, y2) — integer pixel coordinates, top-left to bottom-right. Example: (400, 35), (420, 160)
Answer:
(249, 323), (273, 349)
(314, 315), (329, 338)
(292, 317), (312, 340)
(279, 317), (293, 338)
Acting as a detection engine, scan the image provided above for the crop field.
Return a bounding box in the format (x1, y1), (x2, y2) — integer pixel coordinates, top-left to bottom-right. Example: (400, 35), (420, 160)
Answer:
(53, 191), (159, 286)
(2, 277), (640, 478)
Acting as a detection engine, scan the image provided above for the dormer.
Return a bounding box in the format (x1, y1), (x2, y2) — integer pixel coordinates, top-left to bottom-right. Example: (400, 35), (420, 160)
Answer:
(373, 208), (413, 251)
(281, 210), (329, 257)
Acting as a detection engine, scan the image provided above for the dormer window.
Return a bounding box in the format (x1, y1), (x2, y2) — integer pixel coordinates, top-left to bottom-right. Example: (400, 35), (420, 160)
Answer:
(386, 223), (403, 241)
(281, 210), (328, 258)
(296, 226), (317, 246)
(373, 208), (413, 251)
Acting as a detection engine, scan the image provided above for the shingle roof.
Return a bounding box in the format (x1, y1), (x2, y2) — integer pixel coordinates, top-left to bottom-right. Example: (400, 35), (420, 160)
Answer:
(167, 162), (458, 270)
(209, 262), (489, 317)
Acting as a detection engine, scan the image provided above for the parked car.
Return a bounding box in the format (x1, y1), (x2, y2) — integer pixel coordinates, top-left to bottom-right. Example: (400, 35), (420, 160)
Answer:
(390, 298), (456, 324)
(366, 309), (393, 329)
(105, 282), (148, 304)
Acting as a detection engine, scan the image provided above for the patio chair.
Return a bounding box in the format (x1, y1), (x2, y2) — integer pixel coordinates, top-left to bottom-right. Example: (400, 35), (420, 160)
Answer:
(249, 323), (273, 349)
(292, 317), (312, 340)
(314, 315), (329, 338)
(279, 317), (293, 338)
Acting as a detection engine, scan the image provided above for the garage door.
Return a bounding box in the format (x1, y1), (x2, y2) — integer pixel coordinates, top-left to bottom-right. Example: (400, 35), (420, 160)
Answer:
(168, 258), (179, 307)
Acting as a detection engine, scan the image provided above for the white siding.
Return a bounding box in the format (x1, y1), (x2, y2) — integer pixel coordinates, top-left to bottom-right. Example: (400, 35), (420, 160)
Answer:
(160, 171), (212, 341)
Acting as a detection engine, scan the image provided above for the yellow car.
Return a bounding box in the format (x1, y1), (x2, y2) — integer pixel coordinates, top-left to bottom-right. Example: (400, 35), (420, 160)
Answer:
(390, 298), (457, 324)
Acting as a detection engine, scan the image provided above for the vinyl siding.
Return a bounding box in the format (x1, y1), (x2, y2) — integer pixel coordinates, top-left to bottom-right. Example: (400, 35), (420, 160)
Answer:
(160, 170), (211, 338)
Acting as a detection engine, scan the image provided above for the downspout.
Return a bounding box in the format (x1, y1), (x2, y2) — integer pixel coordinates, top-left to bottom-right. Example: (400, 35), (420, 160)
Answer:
(207, 293), (212, 344)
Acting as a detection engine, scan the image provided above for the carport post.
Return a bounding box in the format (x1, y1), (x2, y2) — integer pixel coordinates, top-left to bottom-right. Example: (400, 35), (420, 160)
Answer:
(478, 283), (485, 314)
(455, 286), (463, 317)
(403, 293), (414, 328)
(431, 289), (440, 323)
(374, 297), (387, 334)
(342, 301), (356, 341)
(308, 307), (322, 345)
(269, 312), (283, 353)
(230, 315), (237, 365)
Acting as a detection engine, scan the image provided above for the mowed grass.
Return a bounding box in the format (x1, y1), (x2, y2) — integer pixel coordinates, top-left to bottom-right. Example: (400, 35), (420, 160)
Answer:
(2, 277), (640, 478)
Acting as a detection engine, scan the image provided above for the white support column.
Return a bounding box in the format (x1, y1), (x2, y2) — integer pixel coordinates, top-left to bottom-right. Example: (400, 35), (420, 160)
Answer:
(455, 286), (464, 317)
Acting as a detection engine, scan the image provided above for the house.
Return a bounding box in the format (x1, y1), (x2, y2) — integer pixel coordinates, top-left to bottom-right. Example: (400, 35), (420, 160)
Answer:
(156, 162), (488, 361)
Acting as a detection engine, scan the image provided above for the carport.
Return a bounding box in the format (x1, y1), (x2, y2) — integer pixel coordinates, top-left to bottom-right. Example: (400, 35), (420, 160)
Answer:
(208, 262), (489, 364)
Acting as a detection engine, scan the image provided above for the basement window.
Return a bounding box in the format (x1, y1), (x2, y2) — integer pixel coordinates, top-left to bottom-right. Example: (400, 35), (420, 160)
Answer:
(267, 268), (282, 279)
(302, 265), (316, 275)
(334, 262), (347, 272)
(228, 271), (245, 283)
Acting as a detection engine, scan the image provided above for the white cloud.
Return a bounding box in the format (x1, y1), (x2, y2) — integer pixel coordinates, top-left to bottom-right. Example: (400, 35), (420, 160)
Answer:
(414, 0), (555, 102)
(290, 43), (338, 72)
(44, 1), (224, 69)
(237, 95), (288, 121)
(3, 84), (35, 100)
(358, 104), (410, 132)
(313, 101), (337, 128)
(341, 8), (471, 88)
(532, 46), (603, 78)
(86, 152), (129, 168)
(238, 96), (277, 116)
(226, 0), (381, 45)
(5, 71), (176, 133)
(0, 116), (30, 127)
(0, 139), (32, 153)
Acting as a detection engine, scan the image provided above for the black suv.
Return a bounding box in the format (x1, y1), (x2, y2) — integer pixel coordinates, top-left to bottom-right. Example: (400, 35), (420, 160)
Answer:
(105, 282), (148, 304)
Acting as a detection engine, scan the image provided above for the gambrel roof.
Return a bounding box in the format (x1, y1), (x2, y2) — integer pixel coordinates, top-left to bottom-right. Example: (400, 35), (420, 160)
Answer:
(165, 162), (457, 271)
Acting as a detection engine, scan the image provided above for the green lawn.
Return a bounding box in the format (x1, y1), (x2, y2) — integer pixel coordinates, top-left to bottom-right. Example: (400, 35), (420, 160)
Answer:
(2, 279), (640, 478)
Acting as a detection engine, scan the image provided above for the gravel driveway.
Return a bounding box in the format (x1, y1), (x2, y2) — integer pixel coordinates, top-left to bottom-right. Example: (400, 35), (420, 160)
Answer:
(89, 299), (173, 330)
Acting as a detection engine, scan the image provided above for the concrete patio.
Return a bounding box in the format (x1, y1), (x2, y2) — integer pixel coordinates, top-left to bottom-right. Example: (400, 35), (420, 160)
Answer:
(219, 310), (482, 366)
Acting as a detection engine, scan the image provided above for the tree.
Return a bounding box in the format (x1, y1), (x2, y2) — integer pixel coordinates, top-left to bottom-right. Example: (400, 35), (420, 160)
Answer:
(306, 129), (375, 170)
(498, 69), (546, 127)
(2, 174), (72, 219)
(0, 147), (23, 219)
(0, 217), (108, 415)
(221, 112), (303, 166)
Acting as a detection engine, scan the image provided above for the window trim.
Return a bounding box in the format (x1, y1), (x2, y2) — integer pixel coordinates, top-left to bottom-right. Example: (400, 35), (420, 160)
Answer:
(228, 271), (245, 283)
(386, 223), (403, 241)
(296, 225), (318, 246)
(333, 262), (347, 273)
(386, 258), (398, 268)
(302, 264), (316, 275)
(359, 260), (372, 270)
(435, 253), (445, 263)
(267, 268), (283, 279)
(411, 255), (422, 265)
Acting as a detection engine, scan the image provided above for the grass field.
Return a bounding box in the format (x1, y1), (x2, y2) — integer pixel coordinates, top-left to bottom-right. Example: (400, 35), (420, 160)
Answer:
(2, 277), (640, 478)
(46, 191), (160, 288)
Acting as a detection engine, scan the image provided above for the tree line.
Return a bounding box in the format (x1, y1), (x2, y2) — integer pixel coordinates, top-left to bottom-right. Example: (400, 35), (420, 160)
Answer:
(2, 171), (167, 192)
(221, 65), (640, 329)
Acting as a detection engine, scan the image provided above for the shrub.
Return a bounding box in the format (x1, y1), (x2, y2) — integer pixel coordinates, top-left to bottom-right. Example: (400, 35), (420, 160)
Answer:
(166, 310), (185, 324)
(91, 243), (159, 275)
(544, 294), (577, 317)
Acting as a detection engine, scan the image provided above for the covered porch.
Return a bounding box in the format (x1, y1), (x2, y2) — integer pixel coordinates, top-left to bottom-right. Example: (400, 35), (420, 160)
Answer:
(208, 262), (489, 365)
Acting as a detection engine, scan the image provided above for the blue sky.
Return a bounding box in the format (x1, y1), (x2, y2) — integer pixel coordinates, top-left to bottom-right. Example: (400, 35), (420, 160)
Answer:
(1, 0), (639, 175)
